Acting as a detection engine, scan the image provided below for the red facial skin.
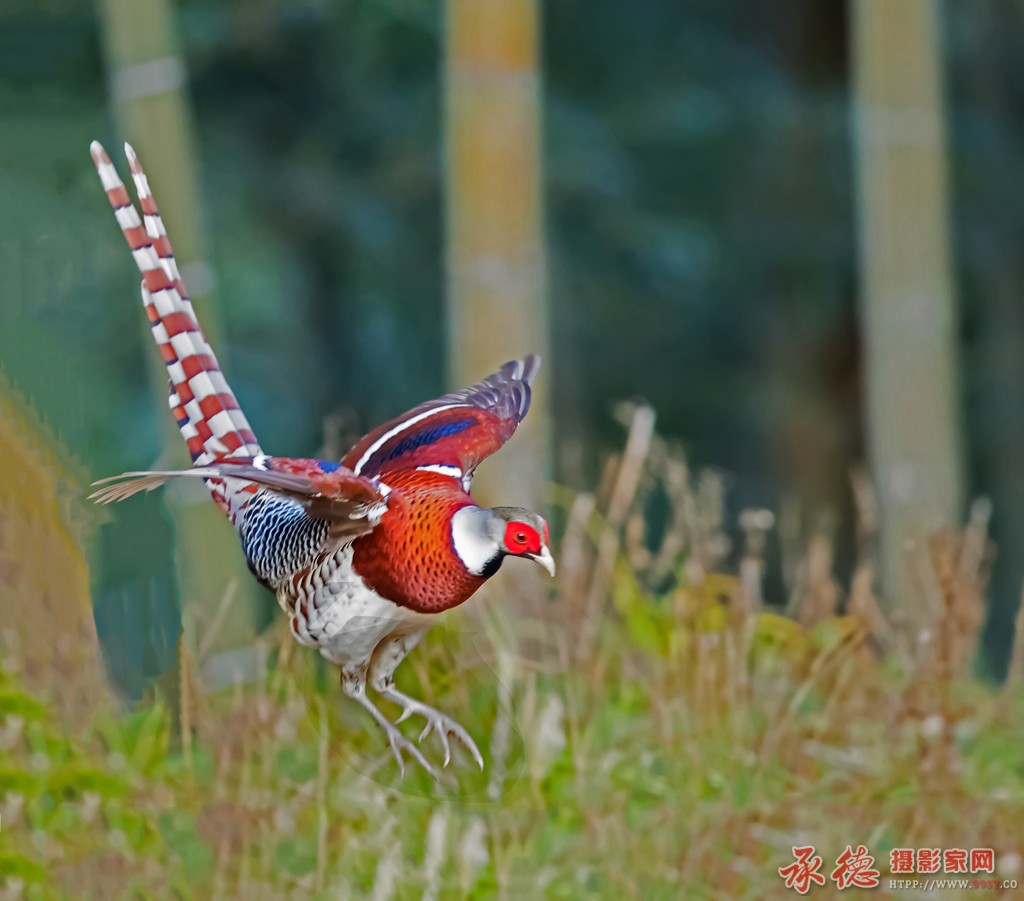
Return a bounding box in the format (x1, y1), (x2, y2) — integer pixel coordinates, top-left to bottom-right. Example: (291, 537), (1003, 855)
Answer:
(351, 470), (485, 614)
(504, 522), (542, 555)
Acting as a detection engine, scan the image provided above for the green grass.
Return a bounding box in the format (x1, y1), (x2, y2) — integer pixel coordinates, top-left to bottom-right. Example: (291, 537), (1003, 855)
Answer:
(3, 423), (1023, 898)
(2, 566), (1023, 898)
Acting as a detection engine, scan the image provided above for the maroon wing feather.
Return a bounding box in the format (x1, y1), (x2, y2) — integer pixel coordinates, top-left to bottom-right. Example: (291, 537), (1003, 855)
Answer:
(91, 457), (388, 530)
(342, 356), (540, 481)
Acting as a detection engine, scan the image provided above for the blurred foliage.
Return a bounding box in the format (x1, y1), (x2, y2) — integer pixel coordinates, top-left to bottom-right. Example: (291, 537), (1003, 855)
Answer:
(3, 0), (854, 516)
(545, 3), (855, 500)
(0, 355), (1021, 897)
(1, 537), (1022, 897)
(3, 1), (1024, 694)
(944, 0), (1024, 669)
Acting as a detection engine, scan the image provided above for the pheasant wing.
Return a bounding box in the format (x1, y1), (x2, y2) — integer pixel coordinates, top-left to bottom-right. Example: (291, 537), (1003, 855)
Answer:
(91, 457), (388, 539)
(342, 356), (540, 484)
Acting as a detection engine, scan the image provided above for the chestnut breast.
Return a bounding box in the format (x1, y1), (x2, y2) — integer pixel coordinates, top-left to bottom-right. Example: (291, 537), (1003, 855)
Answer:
(351, 470), (488, 613)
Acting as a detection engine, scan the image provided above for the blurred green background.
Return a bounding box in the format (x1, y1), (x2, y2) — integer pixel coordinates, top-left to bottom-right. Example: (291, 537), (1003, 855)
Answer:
(4, 0), (1024, 685)
(4, 2), (1024, 897)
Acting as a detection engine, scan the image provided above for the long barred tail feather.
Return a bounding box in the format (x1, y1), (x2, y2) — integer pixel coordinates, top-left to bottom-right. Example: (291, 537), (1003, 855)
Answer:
(91, 140), (261, 521)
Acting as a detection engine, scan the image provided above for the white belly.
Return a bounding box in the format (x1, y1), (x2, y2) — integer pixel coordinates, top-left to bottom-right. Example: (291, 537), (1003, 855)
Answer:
(278, 544), (428, 667)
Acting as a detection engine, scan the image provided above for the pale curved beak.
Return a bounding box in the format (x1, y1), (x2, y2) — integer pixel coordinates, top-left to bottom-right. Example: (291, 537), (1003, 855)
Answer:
(529, 546), (556, 577)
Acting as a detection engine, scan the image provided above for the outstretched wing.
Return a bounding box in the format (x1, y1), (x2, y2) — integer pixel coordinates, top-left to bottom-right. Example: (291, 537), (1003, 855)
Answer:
(91, 457), (388, 538)
(341, 356), (540, 484)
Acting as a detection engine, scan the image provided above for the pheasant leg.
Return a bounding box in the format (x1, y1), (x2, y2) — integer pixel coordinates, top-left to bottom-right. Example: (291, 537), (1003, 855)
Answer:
(341, 665), (438, 779)
(368, 629), (484, 770)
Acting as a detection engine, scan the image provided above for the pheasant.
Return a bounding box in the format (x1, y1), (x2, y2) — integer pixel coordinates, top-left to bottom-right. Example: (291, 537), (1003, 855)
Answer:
(88, 141), (554, 778)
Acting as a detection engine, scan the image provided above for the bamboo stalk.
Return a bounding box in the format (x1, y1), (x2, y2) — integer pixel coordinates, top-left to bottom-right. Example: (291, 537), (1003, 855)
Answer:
(851, 0), (964, 614)
(444, 0), (549, 513)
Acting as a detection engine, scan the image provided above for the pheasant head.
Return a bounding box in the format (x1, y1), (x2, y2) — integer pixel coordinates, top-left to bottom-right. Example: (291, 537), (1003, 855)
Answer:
(451, 505), (555, 579)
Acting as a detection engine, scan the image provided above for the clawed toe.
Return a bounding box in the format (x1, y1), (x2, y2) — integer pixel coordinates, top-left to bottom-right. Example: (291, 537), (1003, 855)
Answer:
(384, 722), (439, 780)
(417, 719), (449, 765)
(343, 681), (444, 780)
(392, 697), (484, 771)
(363, 683), (485, 775)
(427, 714), (483, 771)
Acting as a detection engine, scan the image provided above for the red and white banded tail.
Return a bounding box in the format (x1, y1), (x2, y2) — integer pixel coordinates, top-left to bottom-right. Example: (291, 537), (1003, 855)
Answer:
(91, 140), (261, 518)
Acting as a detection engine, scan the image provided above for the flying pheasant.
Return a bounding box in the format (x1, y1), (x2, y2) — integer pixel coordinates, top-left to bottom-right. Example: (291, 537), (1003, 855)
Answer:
(88, 141), (554, 778)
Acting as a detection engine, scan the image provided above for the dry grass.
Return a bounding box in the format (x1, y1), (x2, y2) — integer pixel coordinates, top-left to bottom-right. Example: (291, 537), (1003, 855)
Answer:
(1, 406), (1023, 898)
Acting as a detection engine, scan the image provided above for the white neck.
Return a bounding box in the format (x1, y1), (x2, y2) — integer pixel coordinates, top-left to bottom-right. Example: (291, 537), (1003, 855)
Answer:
(450, 506), (501, 575)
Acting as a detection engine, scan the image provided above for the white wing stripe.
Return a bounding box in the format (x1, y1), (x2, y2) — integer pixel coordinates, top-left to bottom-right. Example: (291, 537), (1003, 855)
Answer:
(352, 403), (466, 474)
(415, 464), (463, 478)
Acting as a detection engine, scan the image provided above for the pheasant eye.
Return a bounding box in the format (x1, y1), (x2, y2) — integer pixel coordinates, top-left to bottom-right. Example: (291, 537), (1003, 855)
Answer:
(504, 521), (541, 554)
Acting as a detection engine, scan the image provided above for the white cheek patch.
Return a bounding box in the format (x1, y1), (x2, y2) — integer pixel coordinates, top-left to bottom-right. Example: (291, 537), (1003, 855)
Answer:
(450, 506), (500, 576)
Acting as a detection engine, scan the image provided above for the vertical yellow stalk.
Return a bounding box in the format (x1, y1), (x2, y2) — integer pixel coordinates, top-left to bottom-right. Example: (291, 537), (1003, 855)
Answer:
(851, 0), (963, 611)
(444, 0), (549, 512)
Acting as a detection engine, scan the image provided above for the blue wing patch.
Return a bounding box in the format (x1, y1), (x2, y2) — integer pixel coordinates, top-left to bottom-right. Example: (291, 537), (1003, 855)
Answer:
(379, 419), (474, 465)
